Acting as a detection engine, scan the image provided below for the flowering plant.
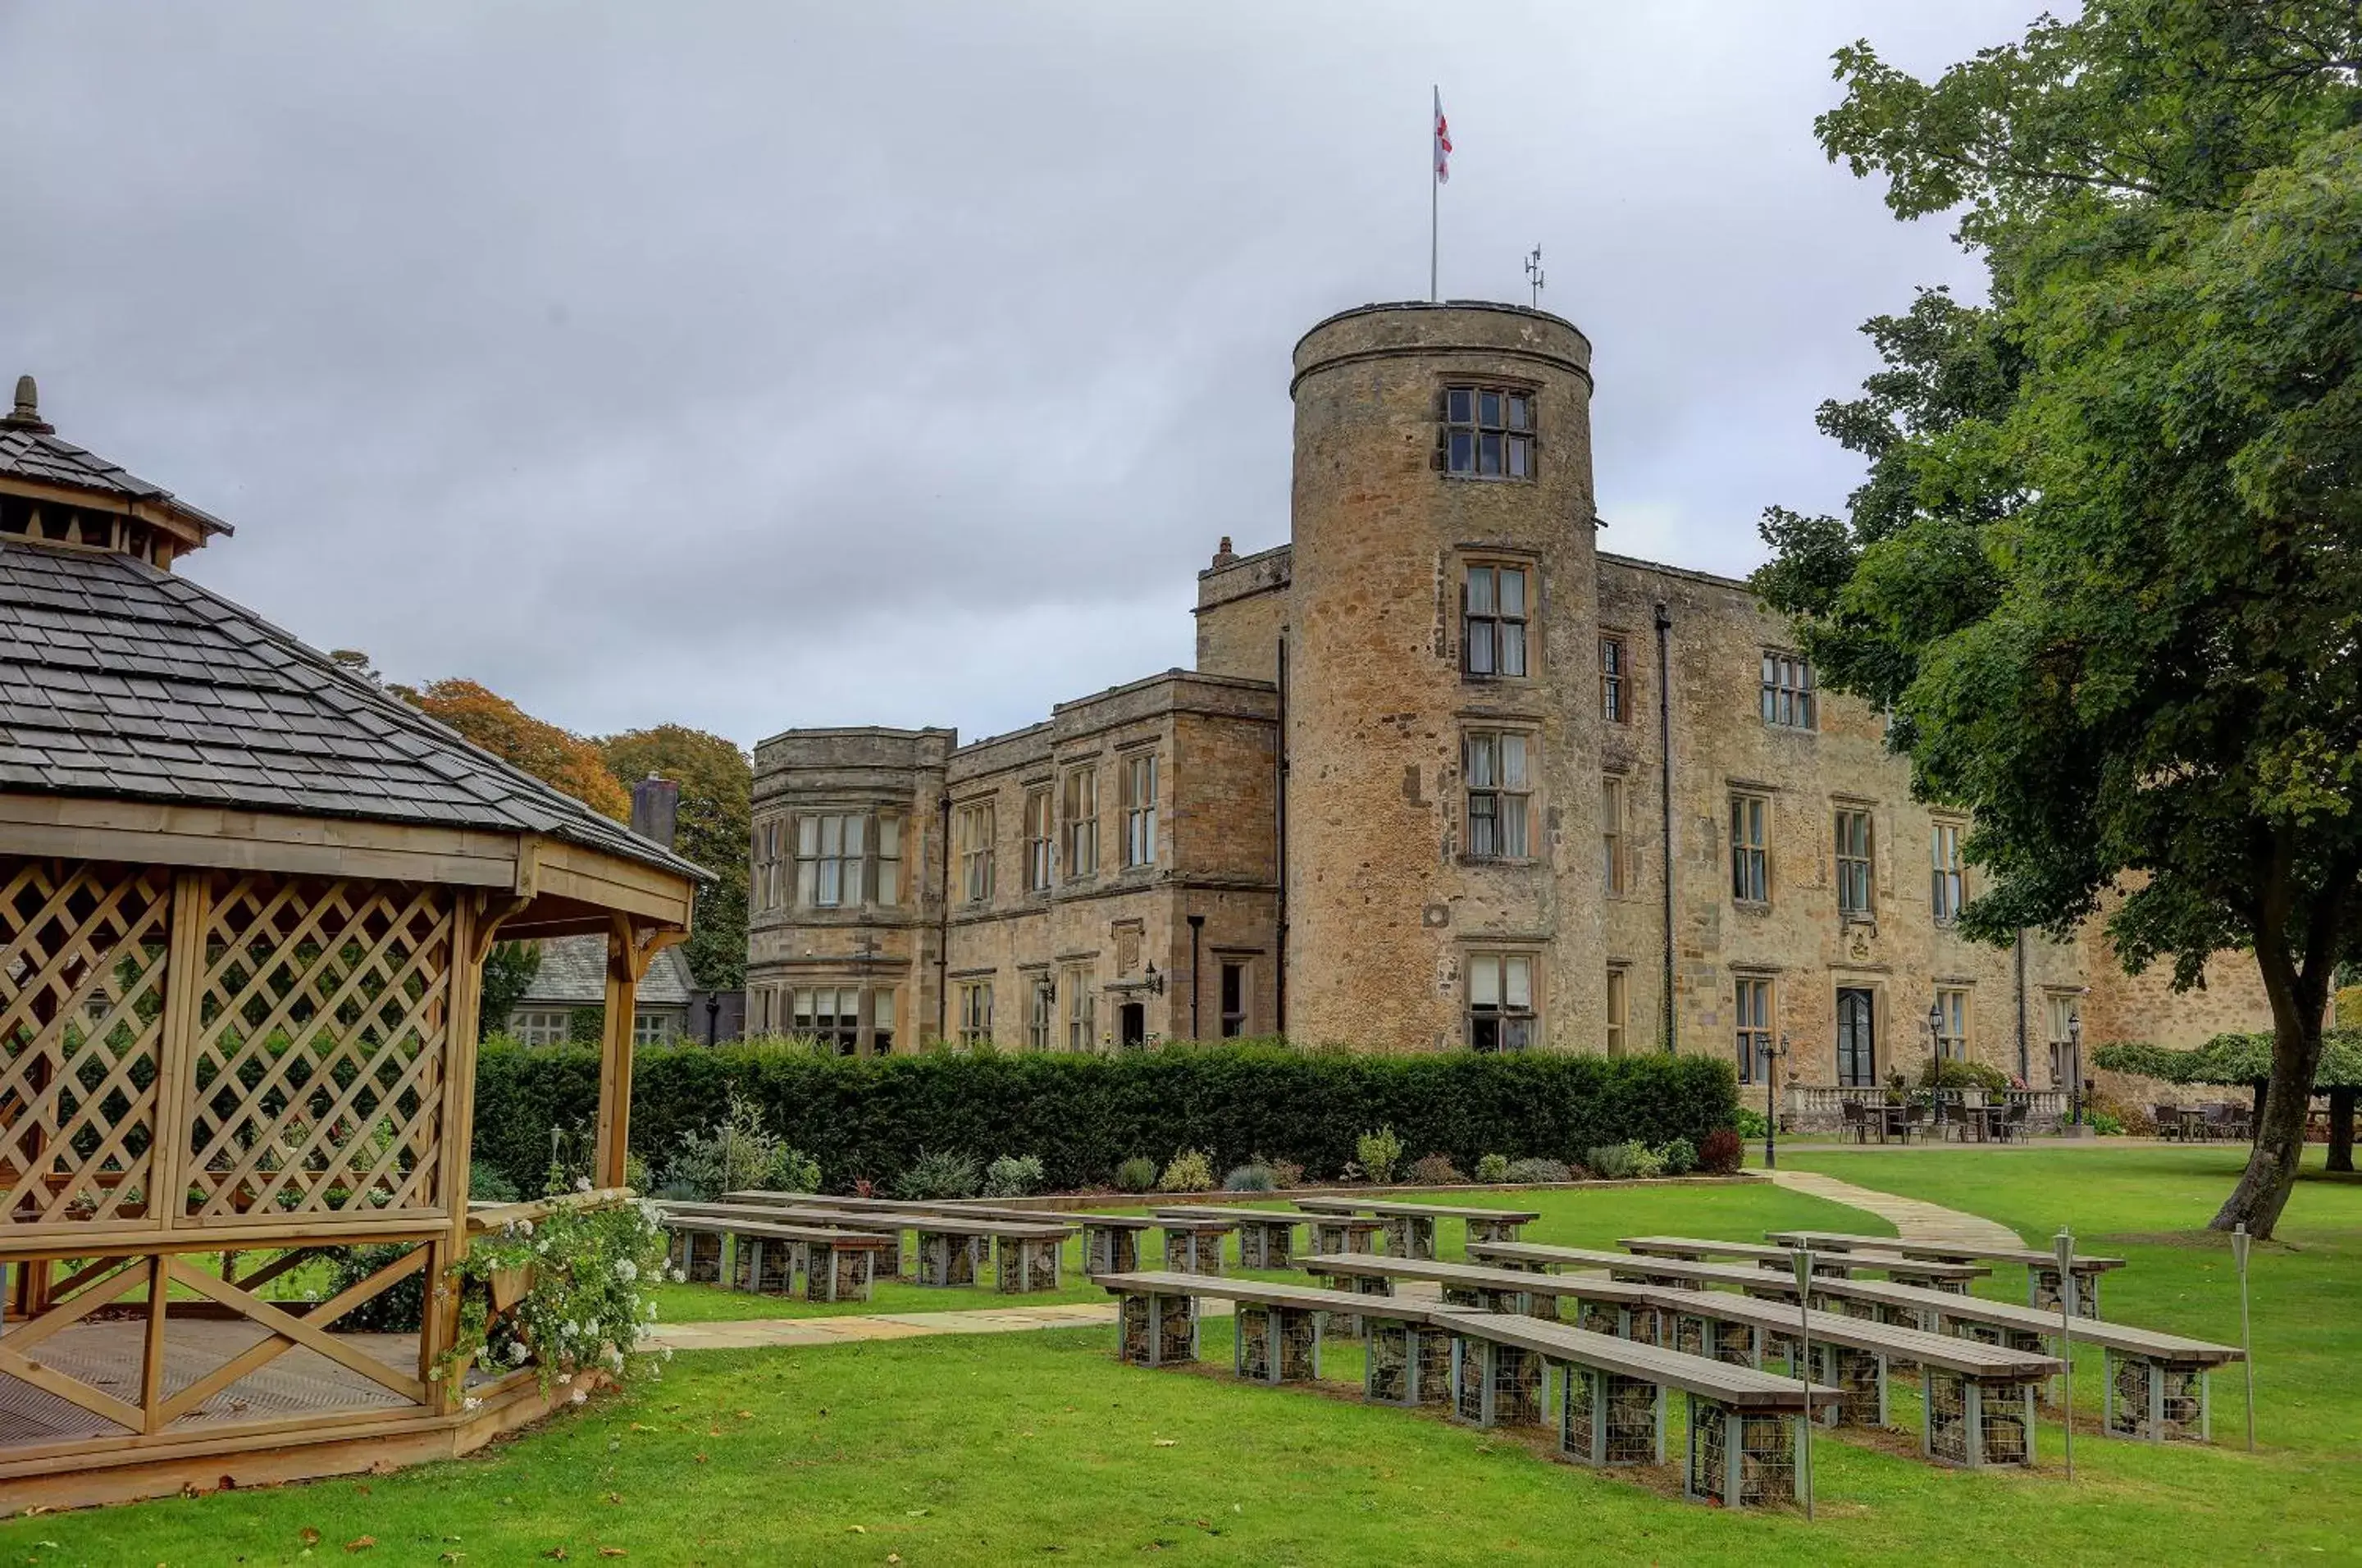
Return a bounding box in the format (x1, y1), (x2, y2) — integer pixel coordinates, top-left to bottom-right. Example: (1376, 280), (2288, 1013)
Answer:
(442, 1192), (677, 1397)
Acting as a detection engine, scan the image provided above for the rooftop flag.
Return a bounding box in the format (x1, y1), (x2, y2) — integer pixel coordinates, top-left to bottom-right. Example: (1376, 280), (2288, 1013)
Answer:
(1434, 89), (1452, 184)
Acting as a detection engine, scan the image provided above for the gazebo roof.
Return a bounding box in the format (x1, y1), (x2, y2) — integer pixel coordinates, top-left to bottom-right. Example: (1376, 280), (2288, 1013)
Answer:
(0, 539), (702, 883)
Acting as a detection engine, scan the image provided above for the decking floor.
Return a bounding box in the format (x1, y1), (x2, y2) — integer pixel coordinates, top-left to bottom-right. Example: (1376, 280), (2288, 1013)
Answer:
(0, 1317), (423, 1446)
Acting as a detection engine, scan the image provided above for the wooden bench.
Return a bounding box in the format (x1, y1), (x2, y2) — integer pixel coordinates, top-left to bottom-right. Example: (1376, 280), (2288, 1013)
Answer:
(1293, 1197), (1539, 1258)
(1094, 1271), (1461, 1402)
(1441, 1312), (1838, 1506)
(1763, 1229), (2128, 1317)
(1155, 1206), (1302, 1269)
(684, 1199), (910, 1274)
(1306, 1213), (1388, 1258)
(1470, 1240), (1788, 1293)
(654, 1213), (894, 1302)
(1725, 1269), (2244, 1444)
(684, 1201), (1078, 1292)
(1619, 1234), (1989, 1292)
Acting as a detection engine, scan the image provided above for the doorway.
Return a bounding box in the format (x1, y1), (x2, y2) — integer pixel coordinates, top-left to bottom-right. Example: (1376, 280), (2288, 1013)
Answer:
(1837, 988), (1876, 1087)
(1119, 1001), (1147, 1048)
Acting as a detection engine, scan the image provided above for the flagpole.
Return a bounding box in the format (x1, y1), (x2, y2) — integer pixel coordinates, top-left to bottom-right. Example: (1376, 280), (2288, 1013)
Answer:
(1430, 85), (1439, 303)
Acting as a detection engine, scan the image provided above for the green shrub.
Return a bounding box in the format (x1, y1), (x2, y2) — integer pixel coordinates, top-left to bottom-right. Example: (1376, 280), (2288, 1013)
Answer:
(892, 1149), (981, 1200)
(1406, 1152), (1468, 1186)
(1587, 1142), (1639, 1180)
(1355, 1126), (1405, 1185)
(663, 1087), (820, 1199)
(982, 1154), (1045, 1197)
(1628, 1142), (1668, 1179)
(470, 1040), (1740, 1199)
(326, 1243), (426, 1333)
(1504, 1156), (1572, 1183)
(1474, 1153), (1512, 1183)
(1657, 1136), (1698, 1176)
(1266, 1158), (1306, 1189)
(1918, 1057), (2012, 1092)
(1113, 1155), (1159, 1193)
(2088, 1110), (2127, 1137)
(1735, 1105), (1769, 1140)
(1224, 1163), (1278, 1192)
(1159, 1149), (1215, 1192)
(467, 1163), (520, 1203)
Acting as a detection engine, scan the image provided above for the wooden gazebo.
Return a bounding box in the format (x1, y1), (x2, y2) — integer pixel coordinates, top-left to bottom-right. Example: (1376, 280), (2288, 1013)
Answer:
(0, 376), (701, 1508)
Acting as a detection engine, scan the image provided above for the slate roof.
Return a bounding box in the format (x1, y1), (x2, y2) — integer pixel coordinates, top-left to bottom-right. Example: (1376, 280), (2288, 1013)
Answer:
(0, 538), (705, 882)
(515, 933), (695, 1008)
(0, 424), (233, 536)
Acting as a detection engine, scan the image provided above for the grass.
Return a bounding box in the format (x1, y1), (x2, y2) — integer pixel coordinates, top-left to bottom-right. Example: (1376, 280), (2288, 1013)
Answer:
(6, 1154), (2355, 1565)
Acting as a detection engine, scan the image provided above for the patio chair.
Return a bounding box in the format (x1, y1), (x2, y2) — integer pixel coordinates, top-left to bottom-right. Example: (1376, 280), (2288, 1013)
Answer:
(1998, 1101), (2029, 1143)
(2209, 1102), (2253, 1142)
(2152, 1104), (2182, 1142)
(1901, 1102), (1929, 1143)
(1840, 1100), (1870, 1146)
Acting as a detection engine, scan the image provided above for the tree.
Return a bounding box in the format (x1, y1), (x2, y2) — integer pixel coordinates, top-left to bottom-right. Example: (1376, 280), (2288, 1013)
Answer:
(600, 725), (751, 993)
(1760, 2), (2362, 1237)
(2096, 1032), (2362, 1172)
(396, 677), (631, 823)
(478, 940), (543, 1042)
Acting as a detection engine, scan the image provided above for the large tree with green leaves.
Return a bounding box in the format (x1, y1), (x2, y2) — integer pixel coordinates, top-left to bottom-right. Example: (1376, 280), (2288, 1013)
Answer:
(600, 725), (751, 994)
(1758, 1), (2362, 1236)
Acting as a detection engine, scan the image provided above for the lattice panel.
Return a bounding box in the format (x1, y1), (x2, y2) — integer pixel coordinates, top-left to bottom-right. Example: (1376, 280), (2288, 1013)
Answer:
(183, 873), (454, 1222)
(0, 858), (173, 1228)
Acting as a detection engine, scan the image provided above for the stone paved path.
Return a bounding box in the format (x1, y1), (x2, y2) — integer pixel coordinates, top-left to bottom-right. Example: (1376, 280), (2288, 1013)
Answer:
(1766, 1168), (2022, 1250)
(653, 1172), (2019, 1353)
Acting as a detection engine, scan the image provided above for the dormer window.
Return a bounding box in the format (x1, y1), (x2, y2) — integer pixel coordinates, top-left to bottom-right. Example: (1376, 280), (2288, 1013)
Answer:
(1443, 385), (1534, 479)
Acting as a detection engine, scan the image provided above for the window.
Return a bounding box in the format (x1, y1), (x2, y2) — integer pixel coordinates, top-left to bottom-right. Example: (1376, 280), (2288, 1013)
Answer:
(2045, 994), (2078, 1087)
(1602, 774), (1629, 895)
(1935, 988), (1968, 1062)
(957, 981), (993, 1046)
(1027, 975), (1056, 1050)
(754, 819), (783, 912)
(1837, 987), (1876, 1087)
(1062, 963), (1097, 1050)
(1466, 952), (1535, 1051)
(1605, 966), (1629, 1056)
(1443, 384), (1535, 479)
(510, 1008), (570, 1046)
(1735, 977), (1773, 1085)
(957, 800), (995, 905)
(873, 988), (896, 1054)
(1024, 786), (1054, 891)
(790, 987), (863, 1054)
(756, 988), (774, 1033)
(1461, 564), (1530, 677)
(794, 810), (901, 908)
(1220, 961), (1248, 1038)
(1123, 753), (1158, 868)
(1931, 821), (1966, 923)
(1600, 635), (1627, 722)
(1835, 808), (1873, 919)
(632, 1011), (674, 1047)
(1464, 732), (1533, 860)
(1062, 765), (1099, 879)
(1730, 794), (1770, 903)
(1761, 652), (1816, 729)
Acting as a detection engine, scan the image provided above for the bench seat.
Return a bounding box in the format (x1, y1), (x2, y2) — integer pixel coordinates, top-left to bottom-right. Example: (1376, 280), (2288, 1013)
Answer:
(655, 1214), (893, 1301)
(1292, 1197), (1538, 1256)
(1619, 1234), (1989, 1288)
(1762, 1229), (2128, 1317)
(1155, 1206), (1302, 1269)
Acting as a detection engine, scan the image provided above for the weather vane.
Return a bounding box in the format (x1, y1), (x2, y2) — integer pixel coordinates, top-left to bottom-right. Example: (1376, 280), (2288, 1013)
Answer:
(1525, 244), (1545, 307)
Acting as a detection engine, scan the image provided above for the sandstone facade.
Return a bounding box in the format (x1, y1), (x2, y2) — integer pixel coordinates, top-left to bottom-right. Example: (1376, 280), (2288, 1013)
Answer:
(749, 300), (2272, 1090)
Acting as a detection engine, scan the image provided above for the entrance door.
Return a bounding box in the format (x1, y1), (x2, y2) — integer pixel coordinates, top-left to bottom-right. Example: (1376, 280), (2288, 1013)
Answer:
(1119, 1001), (1147, 1048)
(1836, 989), (1876, 1087)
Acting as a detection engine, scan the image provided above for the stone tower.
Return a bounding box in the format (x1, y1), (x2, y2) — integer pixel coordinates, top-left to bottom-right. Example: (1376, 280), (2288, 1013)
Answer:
(1284, 302), (1602, 1050)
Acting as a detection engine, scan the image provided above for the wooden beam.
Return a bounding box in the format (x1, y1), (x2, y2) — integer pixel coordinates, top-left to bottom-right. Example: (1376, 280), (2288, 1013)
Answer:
(148, 868), (208, 1236)
(139, 1256), (170, 1434)
(160, 1251), (429, 1422)
(594, 914), (641, 1190)
(0, 795), (519, 887)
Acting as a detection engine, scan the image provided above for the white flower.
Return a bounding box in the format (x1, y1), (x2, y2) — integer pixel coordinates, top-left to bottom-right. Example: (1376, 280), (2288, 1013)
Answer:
(518, 1219), (535, 1238)
(463, 1397), (483, 1411)
(575, 1176), (593, 1192)
(508, 1341), (531, 1365)
(427, 1365), (445, 1382)
(557, 1372), (572, 1386)
(614, 1260), (638, 1284)
(571, 1389), (588, 1405)
(605, 1347), (626, 1372)
(661, 1346), (673, 1361)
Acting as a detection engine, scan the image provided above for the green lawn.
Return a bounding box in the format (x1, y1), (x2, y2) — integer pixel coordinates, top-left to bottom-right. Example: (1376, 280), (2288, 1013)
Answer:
(7, 1155), (2354, 1566)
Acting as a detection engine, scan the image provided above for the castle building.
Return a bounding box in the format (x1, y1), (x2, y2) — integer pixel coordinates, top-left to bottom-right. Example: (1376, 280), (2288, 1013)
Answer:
(747, 302), (2269, 1097)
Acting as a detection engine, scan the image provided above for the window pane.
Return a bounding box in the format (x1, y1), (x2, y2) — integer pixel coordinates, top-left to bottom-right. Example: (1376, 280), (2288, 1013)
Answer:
(1468, 956), (1499, 1006)
(818, 860), (841, 905)
(1507, 394), (1529, 431)
(1479, 391), (1502, 427)
(1448, 387), (1473, 422)
(1503, 957), (1531, 1009)
(819, 816), (842, 855)
(1479, 431), (1502, 475)
(1468, 795), (1498, 856)
(1499, 622), (1526, 677)
(1466, 621), (1495, 674)
(878, 815), (900, 855)
(1500, 734), (1526, 787)
(1466, 567), (1495, 615)
(1466, 734), (1496, 786)
(1498, 568), (1525, 617)
(1507, 435), (1529, 478)
(1504, 796), (1528, 859)
(1448, 431), (1475, 472)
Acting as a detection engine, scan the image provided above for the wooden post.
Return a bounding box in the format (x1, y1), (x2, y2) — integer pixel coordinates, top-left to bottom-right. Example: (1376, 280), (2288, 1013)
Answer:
(139, 1254), (169, 1433)
(150, 869), (210, 1233)
(593, 914), (670, 1192)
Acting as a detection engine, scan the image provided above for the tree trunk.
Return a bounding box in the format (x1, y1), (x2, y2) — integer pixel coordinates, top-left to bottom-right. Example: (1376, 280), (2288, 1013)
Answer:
(2330, 1084), (2355, 1175)
(2211, 1002), (2326, 1238)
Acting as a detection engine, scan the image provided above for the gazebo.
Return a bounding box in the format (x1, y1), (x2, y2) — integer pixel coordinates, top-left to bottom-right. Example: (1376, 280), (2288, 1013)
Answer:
(0, 376), (702, 1507)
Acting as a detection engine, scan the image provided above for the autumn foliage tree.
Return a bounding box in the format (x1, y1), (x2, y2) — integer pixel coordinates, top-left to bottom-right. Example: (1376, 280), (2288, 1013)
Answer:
(398, 677), (631, 823)
(600, 725), (750, 992)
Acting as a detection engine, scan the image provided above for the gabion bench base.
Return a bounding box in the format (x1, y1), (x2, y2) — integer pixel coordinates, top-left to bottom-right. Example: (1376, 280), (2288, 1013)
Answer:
(916, 1232), (981, 1288)
(1235, 1304), (1322, 1384)
(1083, 1225), (1138, 1276)
(1163, 1229), (1225, 1276)
(1687, 1395), (1800, 1507)
(1383, 1216), (1439, 1260)
(2105, 1351), (2211, 1443)
(1117, 1291), (1199, 1367)
(805, 1242), (876, 1303)
(1235, 1222), (1295, 1270)
(1450, 1337), (1544, 1429)
(1923, 1368), (2037, 1466)
(1561, 1365), (1664, 1466)
(995, 1236), (1063, 1294)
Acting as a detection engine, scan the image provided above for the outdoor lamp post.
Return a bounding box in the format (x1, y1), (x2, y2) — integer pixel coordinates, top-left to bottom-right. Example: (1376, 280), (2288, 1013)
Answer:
(1764, 1032), (1788, 1169)
(1927, 996), (1946, 1131)
(2068, 1010), (2084, 1127)
(705, 992), (720, 1047)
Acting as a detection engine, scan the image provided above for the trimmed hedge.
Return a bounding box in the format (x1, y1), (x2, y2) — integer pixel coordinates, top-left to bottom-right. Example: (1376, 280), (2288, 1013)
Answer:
(472, 1041), (1739, 1197)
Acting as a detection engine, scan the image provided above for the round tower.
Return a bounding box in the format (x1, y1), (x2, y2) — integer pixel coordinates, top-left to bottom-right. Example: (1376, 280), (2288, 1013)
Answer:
(1284, 302), (1600, 1051)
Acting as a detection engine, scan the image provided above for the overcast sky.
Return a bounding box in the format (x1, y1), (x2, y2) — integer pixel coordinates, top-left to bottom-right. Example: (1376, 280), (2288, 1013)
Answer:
(0, 2), (2027, 750)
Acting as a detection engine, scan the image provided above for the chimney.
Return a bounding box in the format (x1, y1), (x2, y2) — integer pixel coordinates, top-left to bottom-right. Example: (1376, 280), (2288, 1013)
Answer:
(1211, 536), (1237, 570)
(630, 773), (680, 849)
